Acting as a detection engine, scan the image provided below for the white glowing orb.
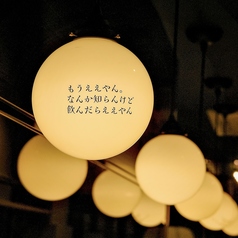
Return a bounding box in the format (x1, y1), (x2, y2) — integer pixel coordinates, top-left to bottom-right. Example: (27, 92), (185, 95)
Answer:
(132, 192), (166, 227)
(32, 37), (154, 160)
(175, 172), (223, 221)
(17, 135), (88, 201)
(223, 209), (238, 236)
(200, 192), (238, 231)
(135, 134), (206, 205)
(92, 170), (141, 218)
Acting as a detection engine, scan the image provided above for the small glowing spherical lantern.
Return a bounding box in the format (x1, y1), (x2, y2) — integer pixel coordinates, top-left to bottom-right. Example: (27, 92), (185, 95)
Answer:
(92, 170), (141, 218)
(132, 192), (166, 227)
(200, 192), (238, 231)
(32, 37), (154, 160)
(223, 209), (238, 236)
(17, 135), (88, 201)
(175, 172), (223, 221)
(135, 134), (206, 205)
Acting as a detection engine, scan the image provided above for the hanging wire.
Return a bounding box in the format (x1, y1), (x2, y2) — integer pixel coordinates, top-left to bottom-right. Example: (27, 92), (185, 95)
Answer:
(0, 95), (139, 185)
(0, 96), (41, 135)
(170, 0), (179, 116)
(89, 160), (138, 185)
(198, 40), (208, 129)
(160, 0), (185, 136)
(0, 110), (42, 135)
(0, 96), (34, 121)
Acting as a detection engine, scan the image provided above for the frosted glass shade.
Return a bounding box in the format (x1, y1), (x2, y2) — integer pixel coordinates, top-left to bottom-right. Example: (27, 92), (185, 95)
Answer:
(200, 192), (238, 231)
(135, 134), (206, 205)
(223, 209), (238, 236)
(17, 135), (88, 201)
(32, 37), (154, 160)
(92, 170), (141, 218)
(132, 192), (166, 227)
(175, 172), (223, 221)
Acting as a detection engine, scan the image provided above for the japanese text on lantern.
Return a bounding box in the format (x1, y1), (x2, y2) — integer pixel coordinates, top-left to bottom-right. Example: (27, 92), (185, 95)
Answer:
(67, 84), (134, 115)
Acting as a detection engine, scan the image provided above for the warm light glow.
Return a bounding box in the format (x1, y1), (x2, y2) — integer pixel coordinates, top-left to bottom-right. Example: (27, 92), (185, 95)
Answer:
(135, 134), (206, 205)
(200, 192), (238, 231)
(233, 160), (238, 166)
(92, 170), (141, 218)
(131, 192), (166, 227)
(223, 209), (238, 236)
(32, 37), (154, 160)
(17, 135), (88, 201)
(233, 171), (238, 182)
(175, 172), (223, 221)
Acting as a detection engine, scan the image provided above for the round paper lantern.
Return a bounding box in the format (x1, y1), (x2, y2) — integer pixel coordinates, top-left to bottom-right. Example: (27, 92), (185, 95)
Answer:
(175, 172), (223, 221)
(92, 170), (141, 218)
(32, 37), (154, 160)
(17, 135), (88, 201)
(200, 192), (238, 231)
(223, 209), (238, 236)
(135, 134), (206, 205)
(132, 192), (166, 227)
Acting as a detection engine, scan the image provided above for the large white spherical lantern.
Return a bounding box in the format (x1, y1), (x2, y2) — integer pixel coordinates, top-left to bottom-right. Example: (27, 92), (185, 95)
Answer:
(32, 37), (154, 160)
(17, 135), (88, 201)
(135, 134), (206, 205)
(200, 192), (238, 231)
(92, 170), (141, 218)
(175, 172), (223, 221)
(223, 209), (238, 236)
(132, 192), (166, 227)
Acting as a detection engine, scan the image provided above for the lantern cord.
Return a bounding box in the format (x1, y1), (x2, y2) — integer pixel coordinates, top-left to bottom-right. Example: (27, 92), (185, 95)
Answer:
(0, 96), (34, 121)
(89, 160), (138, 185)
(0, 96), (138, 184)
(198, 41), (207, 129)
(170, 0), (179, 116)
(105, 160), (136, 177)
(0, 110), (42, 135)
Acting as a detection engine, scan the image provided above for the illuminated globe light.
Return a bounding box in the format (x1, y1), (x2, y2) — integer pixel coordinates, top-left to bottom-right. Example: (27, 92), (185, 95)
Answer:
(233, 171), (238, 182)
(32, 37), (154, 160)
(223, 208), (238, 236)
(92, 170), (141, 218)
(131, 192), (166, 227)
(17, 135), (88, 201)
(200, 192), (238, 231)
(135, 134), (206, 205)
(175, 172), (223, 221)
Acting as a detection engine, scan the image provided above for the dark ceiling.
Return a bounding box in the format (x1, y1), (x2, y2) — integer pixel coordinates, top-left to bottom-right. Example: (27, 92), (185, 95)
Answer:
(0, 0), (238, 237)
